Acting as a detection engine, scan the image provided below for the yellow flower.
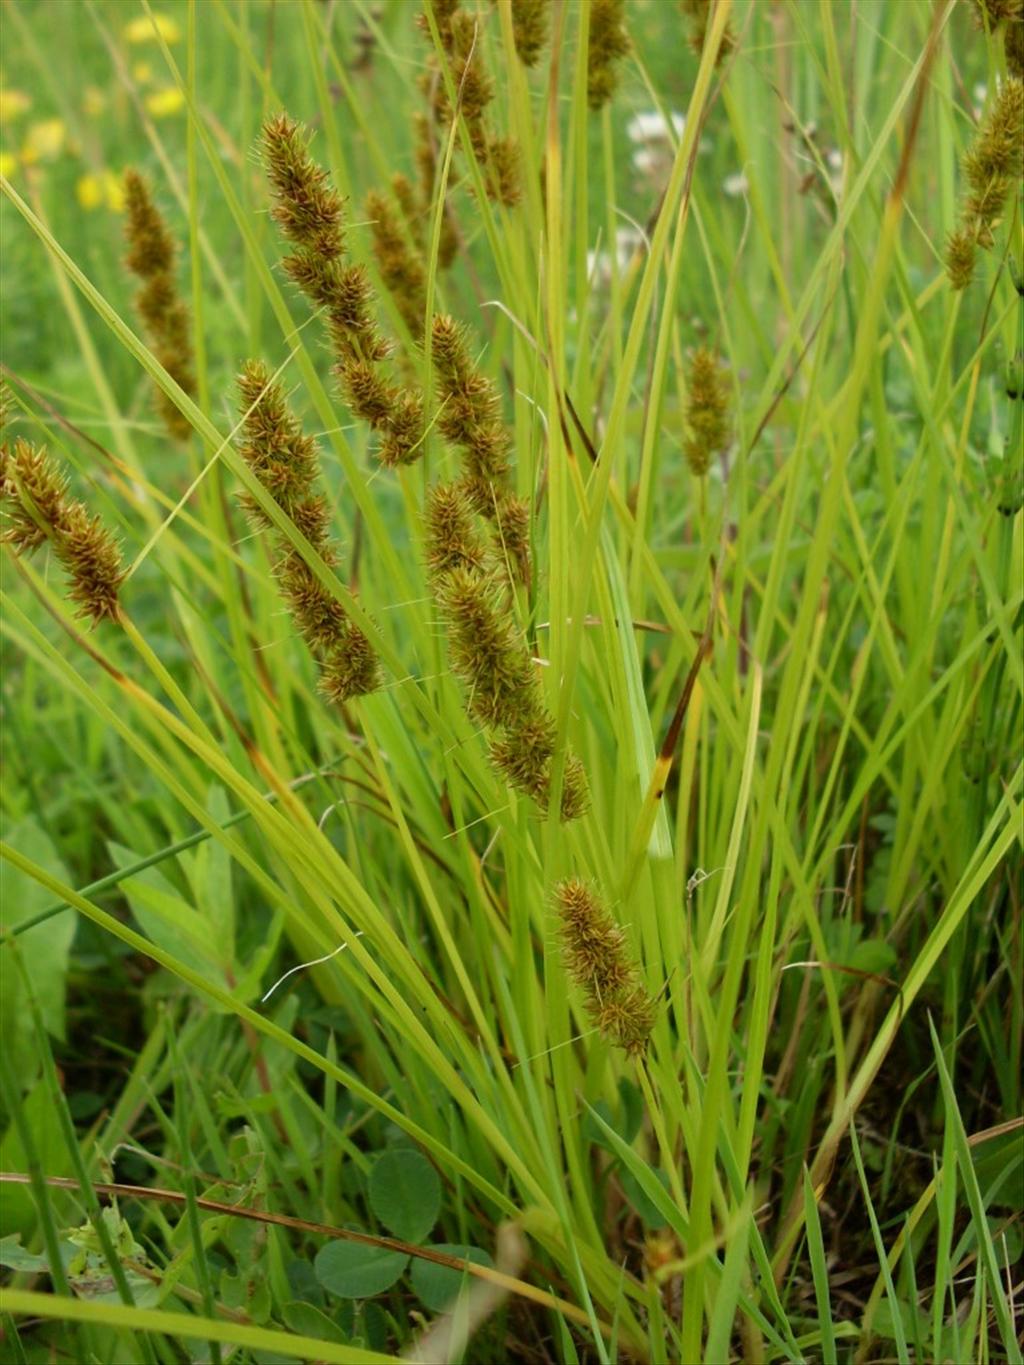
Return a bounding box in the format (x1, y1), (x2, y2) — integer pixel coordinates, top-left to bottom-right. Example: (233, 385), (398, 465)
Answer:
(76, 169), (126, 212)
(144, 86), (184, 118)
(0, 89), (31, 124)
(103, 168), (125, 211)
(0, 151), (17, 178)
(131, 61), (154, 84)
(83, 86), (107, 117)
(77, 173), (104, 210)
(124, 13), (181, 44)
(21, 118), (67, 164)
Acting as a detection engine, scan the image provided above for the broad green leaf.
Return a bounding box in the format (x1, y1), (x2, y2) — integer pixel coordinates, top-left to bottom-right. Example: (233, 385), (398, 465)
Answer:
(281, 1300), (349, 1344)
(0, 818), (74, 1083)
(107, 840), (222, 982)
(315, 1239), (409, 1300)
(368, 1147), (441, 1245)
(0, 1081), (76, 1240)
(409, 1245), (494, 1313)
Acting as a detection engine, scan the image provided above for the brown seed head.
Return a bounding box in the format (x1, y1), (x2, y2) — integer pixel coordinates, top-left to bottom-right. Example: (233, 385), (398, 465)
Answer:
(425, 481), (491, 578)
(684, 345), (731, 476)
(436, 565), (539, 728)
(365, 187), (427, 336)
(945, 226), (977, 290)
(2, 439), (123, 623)
(262, 114), (346, 259)
(586, 0), (630, 111)
(511, 0), (550, 66)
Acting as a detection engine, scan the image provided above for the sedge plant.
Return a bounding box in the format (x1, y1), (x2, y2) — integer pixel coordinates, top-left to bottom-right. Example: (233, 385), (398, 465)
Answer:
(0, 2), (1021, 1363)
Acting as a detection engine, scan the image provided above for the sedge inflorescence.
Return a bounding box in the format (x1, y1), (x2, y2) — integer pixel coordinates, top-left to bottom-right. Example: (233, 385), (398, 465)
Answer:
(683, 344), (731, 476)
(586, 0), (631, 112)
(122, 169), (197, 442)
(262, 115), (425, 468)
(418, 0), (522, 208)
(554, 878), (657, 1056)
(425, 481), (589, 821)
(236, 360), (380, 703)
(971, 0), (1024, 74)
(680, 0), (737, 64)
(510, 0), (550, 67)
(945, 76), (1024, 289)
(1, 435), (124, 624)
(365, 182), (428, 339)
(431, 314), (532, 585)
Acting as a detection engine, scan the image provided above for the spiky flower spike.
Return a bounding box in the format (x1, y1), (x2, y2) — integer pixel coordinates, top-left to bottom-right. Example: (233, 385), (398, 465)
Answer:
(430, 314), (532, 583)
(425, 482), (588, 818)
(680, 0), (737, 65)
(971, 0), (1023, 27)
(962, 77), (1024, 237)
(511, 0), (550, 66)
(261, 115), (424, 467)
(365, 186), (427, 337)
(683, 345), (731, 476)
(418, 1), (523, 208)
(554, 878), (656, 1056)
(424, 481), (491, 577)
(413, 114), (459, 268)
(945, 227), (977, 291)
(586, 0), (630, 112)
(236, 361), (380, 702)
(1, 439), (123, 623)
(435, 566), (542, 728)
(122, 170), (196, 443)
(490, 716), (591, 821)
(947, 77), (1024, 286)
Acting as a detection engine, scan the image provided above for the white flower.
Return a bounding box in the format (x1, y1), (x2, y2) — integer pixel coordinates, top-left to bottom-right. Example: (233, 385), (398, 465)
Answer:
(627, 110), (685, 145)
(586, 226), (645, 287)
(722, 171), (749, 197)
(632, 146), (666, 179)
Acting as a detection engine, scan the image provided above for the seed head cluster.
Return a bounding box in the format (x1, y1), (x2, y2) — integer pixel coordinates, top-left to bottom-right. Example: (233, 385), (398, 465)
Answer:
(413, 114), (460, 268)
(236, 360), (380, 702)
(122, 170), (197, 442)
(684, 345), (731, 476)
(431, 314), (531, 584)
(365, 184), (427, 338)
(680, 0), (737, 65)
(946, 77), (1024, 288)
(554, 878), (657, 1056)
(262, 115), (424, 467)
(586, 0), (631, 112)
(426, 481), (589, 821)
(1, 438), (123, 624)
(510, 0), (550, 67)
(418, 0), (523, 208)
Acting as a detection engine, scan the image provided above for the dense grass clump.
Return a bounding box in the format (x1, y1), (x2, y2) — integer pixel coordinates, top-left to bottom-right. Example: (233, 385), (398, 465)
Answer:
(0, 2), (1021, 1363)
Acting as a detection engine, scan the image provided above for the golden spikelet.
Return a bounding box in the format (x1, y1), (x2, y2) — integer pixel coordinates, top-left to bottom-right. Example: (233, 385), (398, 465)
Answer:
(683, 345), (731, 476)
(261, 114), (425, 467)
(236, 360), (380, 701)
(946, 77), (1024, 288)
(2, 439), (123, 623)
(586, 0), (631, 111)
(365, 186), (427, 336)
(511, 0), (550, 67)
(419, 2), (523, 208)
(680, 0), (737, 64)
(945, 227), (977, 291)
(425, 478), (588, 818)
(554, 878), (656, 1056)
(122, 169), (196, 442)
